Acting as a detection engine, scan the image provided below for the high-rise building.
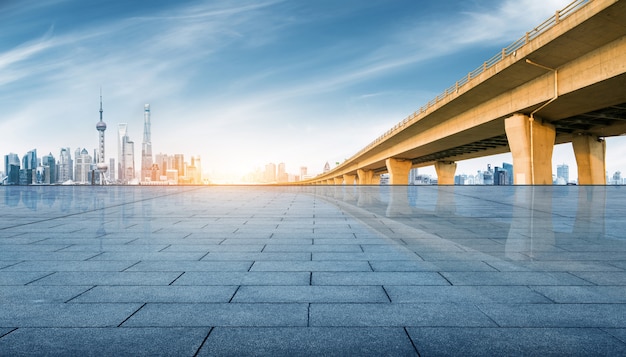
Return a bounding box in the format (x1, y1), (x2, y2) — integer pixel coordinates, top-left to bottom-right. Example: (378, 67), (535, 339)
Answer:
(41, 153), (56, 184)
(108, 158), (116, 183)
(58, 148), (73, 183)
(265, 163), (276, 183)
(323, 162), (330, 173)
(74, 148), (92, 184)
(118, 123), (135, 183)
(277, 163), (287, 183)
(141, 104), (153, 182)
(96, 91), (108, 185)
(3, 153), (20, 185)
(300, 167), (308, 181)
(557, 163), (569, 183)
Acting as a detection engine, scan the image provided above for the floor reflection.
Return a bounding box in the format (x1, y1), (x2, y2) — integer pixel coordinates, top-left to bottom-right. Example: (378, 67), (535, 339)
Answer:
(311, 185), (624, 262)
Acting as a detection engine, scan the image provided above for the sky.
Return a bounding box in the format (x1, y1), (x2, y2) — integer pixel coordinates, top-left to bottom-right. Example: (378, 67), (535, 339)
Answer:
(1, 0), (625, 183)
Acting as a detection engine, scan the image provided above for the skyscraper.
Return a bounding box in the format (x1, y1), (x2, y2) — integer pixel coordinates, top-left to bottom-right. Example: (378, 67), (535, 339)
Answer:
(557, 163), (569, 183)
(3, 153), (20, 185)
(118, 123), (135, 183)
(58, 148), (73, 183)
(74, 148), (92, 184)
(141, 104), (153, 182)
(96, 91), (108, 185)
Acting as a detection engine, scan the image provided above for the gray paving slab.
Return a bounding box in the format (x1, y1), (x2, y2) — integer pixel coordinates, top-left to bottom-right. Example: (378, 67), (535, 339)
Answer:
(263, 244), (362, 252)
(312, 272), (449, 285)
(123, 261), (253, 272)
(70, 285), (238, 303)
(172, 271), (310, 285)
(200, 252), (312, 261)
(0, 327), (210, 356)
(232, 286), (389, 303)
(250, 261), (372, 272)
(0, 286), (92, 303)
(369, 260), (494, 272)
(2, 260), (138, 272)
(530, 286), (626, 303)
(310, 303), (496, 327)
(198, 327), (418, 356)
(28, 271), (183, 285)
(386, 285), (551, 303)
(407, 327), (626, 356)
(0, 272), (53, 285)
(312, 252), (421, 261)
(570, 271), (626, 285)
(123, 303), (308, 327)
(0, 303), (142, 327)
(441, 271), (592, 285)
(477, 303), (626, 328)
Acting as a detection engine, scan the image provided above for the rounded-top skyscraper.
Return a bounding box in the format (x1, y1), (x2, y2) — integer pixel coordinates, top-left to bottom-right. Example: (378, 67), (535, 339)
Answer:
(96, 90), (108, 184)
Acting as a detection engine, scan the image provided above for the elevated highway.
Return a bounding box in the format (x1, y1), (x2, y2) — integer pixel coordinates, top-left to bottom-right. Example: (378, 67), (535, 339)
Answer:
(306, 0), (626, 185)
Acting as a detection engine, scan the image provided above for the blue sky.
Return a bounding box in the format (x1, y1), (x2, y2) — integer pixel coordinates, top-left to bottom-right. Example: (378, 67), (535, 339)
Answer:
(2, 0), (625, 182)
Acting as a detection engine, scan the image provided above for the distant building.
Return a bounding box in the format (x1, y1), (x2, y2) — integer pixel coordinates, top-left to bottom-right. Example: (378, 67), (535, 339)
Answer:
(493, 166), (508, 186)
(141, 104), (153, 182)
(41, 153), (56, 184)
(265, 163), (276, 183)
(277, 163), (287, 183)
(118, 124), (135, 183)
(74, 148), (92, 184)
(502, 162), (514, 185)
(58, 148), (73, 183)
(323, 162), (330, 173)
(483, 164), (494, 185)
(300, 167), (308, 181)
(4, 153), (20, 185)
(557, 163), (569, 184)
(409, 168), (419, 185)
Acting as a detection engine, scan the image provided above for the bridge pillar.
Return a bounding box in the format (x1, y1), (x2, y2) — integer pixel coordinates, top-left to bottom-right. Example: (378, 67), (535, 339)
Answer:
(326, 179), (334, 185)
(385, 158), (412, 185)
(504, 114), (555, 185)
(357, 169), (373, 185)
(434, 161), (457, 185)
(333, 177), (343, 185)
(372, 174), (381, 185)
(572, 135), (606, 185)
(343, 174), (356, 185)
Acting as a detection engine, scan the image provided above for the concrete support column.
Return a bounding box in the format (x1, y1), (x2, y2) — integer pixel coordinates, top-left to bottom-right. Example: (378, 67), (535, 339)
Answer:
(372, 175), (381, 185)
(434, 161), (457, 185)
(357, 169), (373, 185)
(504, 114), (555, 185)
(385, 158), (412, 185)
(572, 135), (606, 185)
(333, 177), (343, 185)
(343, 174), (356, 185)
(326, 179), (334, 185)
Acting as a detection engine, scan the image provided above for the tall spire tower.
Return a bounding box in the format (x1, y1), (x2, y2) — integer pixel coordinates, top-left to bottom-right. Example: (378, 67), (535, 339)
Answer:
(96, 89), (108, 184)
(141, 104), (153, 182)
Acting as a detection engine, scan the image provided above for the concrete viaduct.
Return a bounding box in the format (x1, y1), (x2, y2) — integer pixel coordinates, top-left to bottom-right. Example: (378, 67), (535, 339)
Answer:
(305, 0), (626, 185)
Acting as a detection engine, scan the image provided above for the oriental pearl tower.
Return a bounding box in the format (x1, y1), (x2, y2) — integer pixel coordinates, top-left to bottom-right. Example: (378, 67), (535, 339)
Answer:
(96, 90), (108, 185)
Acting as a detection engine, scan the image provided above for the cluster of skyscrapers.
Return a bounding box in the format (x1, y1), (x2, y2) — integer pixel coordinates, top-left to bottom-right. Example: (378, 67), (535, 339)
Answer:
(2, 95), (203, 186)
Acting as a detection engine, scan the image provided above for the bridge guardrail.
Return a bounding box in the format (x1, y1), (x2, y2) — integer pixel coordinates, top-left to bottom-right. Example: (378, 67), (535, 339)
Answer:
(331, 0), (591, 176)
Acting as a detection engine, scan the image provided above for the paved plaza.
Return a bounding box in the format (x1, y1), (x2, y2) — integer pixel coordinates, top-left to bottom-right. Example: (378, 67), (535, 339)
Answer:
(1, 185), (626, 356)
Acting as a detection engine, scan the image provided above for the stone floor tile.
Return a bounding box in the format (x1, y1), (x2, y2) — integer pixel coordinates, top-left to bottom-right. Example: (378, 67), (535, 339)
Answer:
(198, 327), (417, 356)
(232, 286), (389, 303)
(530, 286), (626, 303)
(407, 327), (626, 356)
(477, 303), (626, 328)
(312, 272), (449, 285)
(0, 327), (210, 356)
(172, 271), (310, 286)
(441, 271), (592, 285)
(0, 303), (142, 327)
(123, 303), (308, 327)
(310, 303), (496, 327)
(385, 285), (551, 303)
(250, 261), (372, 272)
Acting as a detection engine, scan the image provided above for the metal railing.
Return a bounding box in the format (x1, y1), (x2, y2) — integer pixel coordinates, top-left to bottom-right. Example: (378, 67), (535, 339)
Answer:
(331, 0), (591, 175)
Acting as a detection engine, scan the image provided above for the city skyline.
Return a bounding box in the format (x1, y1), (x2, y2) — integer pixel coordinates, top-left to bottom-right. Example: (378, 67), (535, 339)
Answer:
(1, 0), (625, 183)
